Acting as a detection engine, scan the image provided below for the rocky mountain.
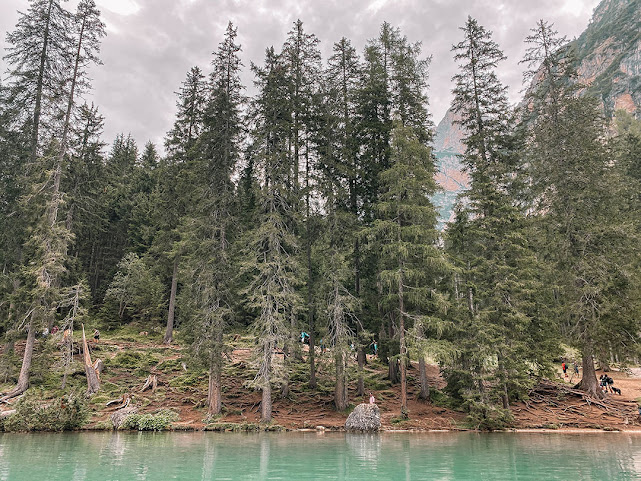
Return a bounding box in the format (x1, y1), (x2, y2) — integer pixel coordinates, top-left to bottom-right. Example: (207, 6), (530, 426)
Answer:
(432, 0), (641, 226)
(575, 0), (641, 116)
(432, 109), (468, 228)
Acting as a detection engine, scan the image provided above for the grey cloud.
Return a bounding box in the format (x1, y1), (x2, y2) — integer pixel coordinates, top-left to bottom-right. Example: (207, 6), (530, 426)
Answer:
(1, 0), (600, 154)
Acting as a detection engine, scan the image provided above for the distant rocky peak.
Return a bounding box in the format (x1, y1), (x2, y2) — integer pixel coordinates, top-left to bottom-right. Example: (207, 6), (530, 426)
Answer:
(433, 108), (465, 154)
(574, 0), (641, 116)
(431, 0), (641, 226)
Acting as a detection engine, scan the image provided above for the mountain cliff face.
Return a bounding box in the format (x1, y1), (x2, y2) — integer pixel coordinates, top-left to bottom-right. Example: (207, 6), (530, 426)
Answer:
(432, 109), (468, 227)
(574, 0), (641, 116)
(432, 0), (641, 226)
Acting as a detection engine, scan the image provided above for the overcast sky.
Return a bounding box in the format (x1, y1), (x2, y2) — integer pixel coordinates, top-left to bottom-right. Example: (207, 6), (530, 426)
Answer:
(0, 0), (601, 153)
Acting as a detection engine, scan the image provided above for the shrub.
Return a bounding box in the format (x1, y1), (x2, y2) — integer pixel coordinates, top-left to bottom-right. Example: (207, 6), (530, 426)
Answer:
(121, 409), (178, 431)
(1, 390), (89, 432)
(107, 351), (157, 370)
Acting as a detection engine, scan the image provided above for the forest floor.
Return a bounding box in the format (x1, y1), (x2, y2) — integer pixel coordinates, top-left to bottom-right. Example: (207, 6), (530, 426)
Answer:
(2, 326), (641, 432)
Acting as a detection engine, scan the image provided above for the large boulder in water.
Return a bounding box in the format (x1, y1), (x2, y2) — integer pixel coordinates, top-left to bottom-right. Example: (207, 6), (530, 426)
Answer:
(345, 403), (381, 432)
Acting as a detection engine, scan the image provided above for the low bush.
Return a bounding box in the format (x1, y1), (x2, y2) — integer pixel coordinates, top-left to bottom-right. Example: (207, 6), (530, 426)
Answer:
(121, 409), (178, 431)
(0, 390), (89, 432)
(106, 351), (158, 371)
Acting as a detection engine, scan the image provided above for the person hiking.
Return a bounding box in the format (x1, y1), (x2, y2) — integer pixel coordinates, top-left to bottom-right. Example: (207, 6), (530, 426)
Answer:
(606, 375), (614, 394)
(369, 392), (375, 404)
(562, 361), (567, 378)
(599, 374), (607, 392)
(570, 362), (580, 383)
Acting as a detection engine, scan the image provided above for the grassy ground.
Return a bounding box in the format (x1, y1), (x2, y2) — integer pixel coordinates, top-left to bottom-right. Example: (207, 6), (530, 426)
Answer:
(1, 324), (640, 432)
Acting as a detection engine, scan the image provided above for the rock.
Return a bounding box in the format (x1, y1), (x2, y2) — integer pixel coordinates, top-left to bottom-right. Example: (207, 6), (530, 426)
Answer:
(111, 406), (137, 429)
(0, 409), (16, 419)
(345, 403), (381, 432)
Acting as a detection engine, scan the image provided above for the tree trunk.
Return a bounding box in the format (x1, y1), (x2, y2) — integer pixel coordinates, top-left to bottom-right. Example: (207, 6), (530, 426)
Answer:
(388, 357), (399, 384)
(82, 324), (100, 396)
(308, 330), (317, 390)
(164, 257), (178, 344)
(418, 355), (429, 400)
(261, 344), (273, 423)
(356, 344), (365, 397)
(398, 273), (407, 417)
(208, 363), (221, 415)
(502, 384), (509, 410)
(1, 321), (36, 400)
(30, 0), (54, 162)
(261, 382), (272, 424)
(578, 346), (604, 399)
(334, 351), (348, 411)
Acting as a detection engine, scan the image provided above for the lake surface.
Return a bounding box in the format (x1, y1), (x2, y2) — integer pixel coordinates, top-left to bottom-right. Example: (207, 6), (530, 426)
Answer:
(1, 431), (640, 480)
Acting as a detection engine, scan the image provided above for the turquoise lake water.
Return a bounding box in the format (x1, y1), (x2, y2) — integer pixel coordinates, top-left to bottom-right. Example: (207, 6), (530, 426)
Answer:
(1, 431), (640, 480)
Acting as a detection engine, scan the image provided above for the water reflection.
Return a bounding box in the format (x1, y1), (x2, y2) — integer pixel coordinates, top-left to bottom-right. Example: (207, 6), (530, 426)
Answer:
(1, 432), (641, 480)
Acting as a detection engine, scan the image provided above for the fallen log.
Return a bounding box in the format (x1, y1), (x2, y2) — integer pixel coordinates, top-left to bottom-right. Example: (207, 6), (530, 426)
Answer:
(106, 394), (131, 409)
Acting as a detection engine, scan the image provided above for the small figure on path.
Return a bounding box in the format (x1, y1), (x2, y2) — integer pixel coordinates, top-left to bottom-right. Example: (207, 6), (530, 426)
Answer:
(570, 362), (580, 383)
(369, 392), (375, 404)
(606, 375), (614, 394)
(562, 361), (567, 378)
(93, 329), (100, 341)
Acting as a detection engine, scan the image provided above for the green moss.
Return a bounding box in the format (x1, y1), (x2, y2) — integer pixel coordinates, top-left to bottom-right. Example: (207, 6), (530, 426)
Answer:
(106, 351), (158, 370)
(169, 372), (207, 390)
(156, 358), (184, 373)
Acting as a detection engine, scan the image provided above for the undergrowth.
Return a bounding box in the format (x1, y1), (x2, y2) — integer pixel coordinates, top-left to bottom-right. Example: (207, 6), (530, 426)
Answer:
(0, 390), (89, 432)
(121, 409), (178, 431)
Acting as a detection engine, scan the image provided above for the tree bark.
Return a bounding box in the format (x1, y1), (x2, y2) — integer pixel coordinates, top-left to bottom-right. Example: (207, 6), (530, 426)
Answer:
(164, 257), (178, 344)
(1, 320), (35, 401)
(208, 363), (221, 415)
(261, 344), (273, 423)
(356, 344), (365, 396)
(398, 272), (407, 417)
(308, 330), (317, 389)
(418, 355), (429, 400)
(388, 357), (399, 384)
(82, 324), (100, 396)
(578, 346), (604, 399)
(334, 351), (348, 411)
(261, 382), (272, 424)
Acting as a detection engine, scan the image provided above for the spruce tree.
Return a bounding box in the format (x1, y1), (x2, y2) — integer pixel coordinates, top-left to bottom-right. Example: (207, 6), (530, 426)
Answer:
(520, 21), (639, 398)
(281, 20), (322, 392)
(372, 125), (446, 417)
(323, 36), (364, 393)
(527, 97), (638, 397)
(446, 17), (552, 424)
(1, 0), (104, 399)
(244, 47), (303, 423)
(180, 22), (244, 415)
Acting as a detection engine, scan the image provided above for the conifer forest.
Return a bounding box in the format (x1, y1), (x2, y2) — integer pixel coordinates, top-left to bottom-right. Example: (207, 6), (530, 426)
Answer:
(1, 0), (641, 430)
